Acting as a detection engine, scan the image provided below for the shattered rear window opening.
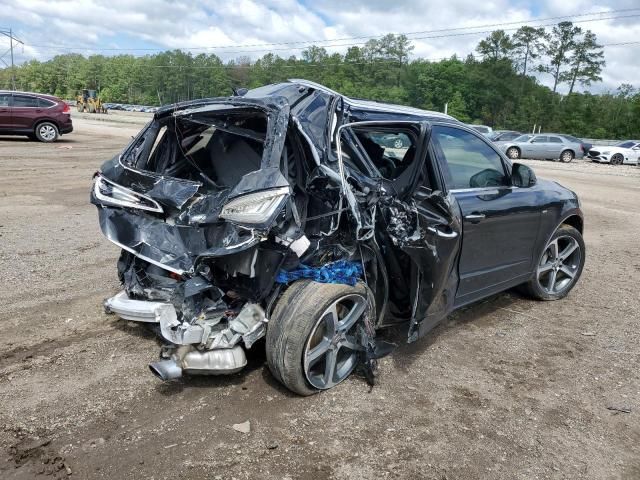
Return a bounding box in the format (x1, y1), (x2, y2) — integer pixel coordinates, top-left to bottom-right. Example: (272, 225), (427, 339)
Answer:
(123, 107), (268, 189)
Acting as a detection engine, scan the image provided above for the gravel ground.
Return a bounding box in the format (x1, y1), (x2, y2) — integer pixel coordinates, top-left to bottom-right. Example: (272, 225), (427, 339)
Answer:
(0, 114), (638, 479)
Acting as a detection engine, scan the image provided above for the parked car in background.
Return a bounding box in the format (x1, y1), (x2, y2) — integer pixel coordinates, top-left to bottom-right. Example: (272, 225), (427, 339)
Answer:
(495, 134), (583, 162)
(587, 140), (640, 165)
(0, 90), (73, 142)
(467, 124), (493, 136)
(489, 130), (521, 142)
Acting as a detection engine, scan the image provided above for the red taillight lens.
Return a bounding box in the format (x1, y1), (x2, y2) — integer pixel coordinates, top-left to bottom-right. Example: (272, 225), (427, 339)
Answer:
(62, 103), (70, 113)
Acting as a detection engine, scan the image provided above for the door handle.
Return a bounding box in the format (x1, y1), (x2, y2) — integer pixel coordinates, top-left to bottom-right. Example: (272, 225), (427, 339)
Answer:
(427, 226), (458, 238)
(464, 213), (485, 223)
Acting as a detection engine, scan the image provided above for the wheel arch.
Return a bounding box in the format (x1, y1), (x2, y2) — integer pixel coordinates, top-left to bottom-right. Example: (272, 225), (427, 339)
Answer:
(561, 214), (583, 234)
(33, 118), (61, 133)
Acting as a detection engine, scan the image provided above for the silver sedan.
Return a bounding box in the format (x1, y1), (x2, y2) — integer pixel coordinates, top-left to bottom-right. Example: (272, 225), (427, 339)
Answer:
(496, 134), (584, 162)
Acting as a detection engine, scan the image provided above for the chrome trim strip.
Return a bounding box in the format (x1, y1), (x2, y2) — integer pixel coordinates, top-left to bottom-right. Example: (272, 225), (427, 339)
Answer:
(105, 237), (187, 275)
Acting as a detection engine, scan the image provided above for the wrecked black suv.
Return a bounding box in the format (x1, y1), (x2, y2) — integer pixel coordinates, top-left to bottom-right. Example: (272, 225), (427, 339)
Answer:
(92, 80), (585, 395)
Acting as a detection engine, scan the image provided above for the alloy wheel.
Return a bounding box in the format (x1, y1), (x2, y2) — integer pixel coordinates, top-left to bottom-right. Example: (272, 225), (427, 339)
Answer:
(393, 138), (403, 148)
(611, 154), (623, 165)
(303, 294), (367, 390)
(39, 124), (57, 141)
(561, 151), (573, 162)
(507, 147), (520, 159)
(536, 235), (581, 295)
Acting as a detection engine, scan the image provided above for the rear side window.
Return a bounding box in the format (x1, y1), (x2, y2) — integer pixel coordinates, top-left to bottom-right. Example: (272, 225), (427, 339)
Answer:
(39, 98), (56, 107)
(549, 136), (563, 143)
(0, 94), (10, 107)
(13, 95), (40, 107)
(432, 125), (508, 190)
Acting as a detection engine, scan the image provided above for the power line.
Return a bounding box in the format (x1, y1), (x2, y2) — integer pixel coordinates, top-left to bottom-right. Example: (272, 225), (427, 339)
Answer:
(0, 27), (24, 89)
(20, 8), (640, 55)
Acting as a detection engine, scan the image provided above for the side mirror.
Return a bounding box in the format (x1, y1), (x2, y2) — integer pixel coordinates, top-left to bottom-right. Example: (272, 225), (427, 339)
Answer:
(511, 162), (537, 188)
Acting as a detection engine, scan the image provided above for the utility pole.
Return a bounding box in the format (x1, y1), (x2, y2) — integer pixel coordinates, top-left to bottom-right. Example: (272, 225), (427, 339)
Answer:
(0, 28), (24, 90)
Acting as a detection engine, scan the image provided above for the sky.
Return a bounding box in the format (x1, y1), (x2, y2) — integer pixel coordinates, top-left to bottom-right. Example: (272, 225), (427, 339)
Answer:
(1, 0), (639, 93)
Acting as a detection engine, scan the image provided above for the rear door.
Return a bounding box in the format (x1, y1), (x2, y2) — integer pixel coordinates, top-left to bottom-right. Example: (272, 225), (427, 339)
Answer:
(430, 124), (541, 304)
(548, 136), (565, 159)
(338, 120), (463, 340)
(0, 93), (12, 129)
(11, 94), (41, 130)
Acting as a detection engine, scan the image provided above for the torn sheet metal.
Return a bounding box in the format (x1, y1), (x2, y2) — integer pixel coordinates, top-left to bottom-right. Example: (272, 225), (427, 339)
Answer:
(93, 79), (466, 387)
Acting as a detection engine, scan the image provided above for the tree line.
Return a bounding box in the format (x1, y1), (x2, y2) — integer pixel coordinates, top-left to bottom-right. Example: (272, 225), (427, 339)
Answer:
(1, 22), (638, 139)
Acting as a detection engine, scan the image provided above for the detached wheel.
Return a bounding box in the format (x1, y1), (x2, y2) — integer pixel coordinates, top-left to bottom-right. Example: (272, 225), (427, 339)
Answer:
(522, 225), (585, 300)
(560, 150), (574, 163)
(35, 122), (59, 142)
(266, 280), (373, 396)
(611, 153), (624, 165)
(507, 147), (520, 159)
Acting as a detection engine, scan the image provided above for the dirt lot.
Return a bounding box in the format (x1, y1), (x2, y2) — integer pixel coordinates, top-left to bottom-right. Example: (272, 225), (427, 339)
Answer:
(1, 113), (639, 479)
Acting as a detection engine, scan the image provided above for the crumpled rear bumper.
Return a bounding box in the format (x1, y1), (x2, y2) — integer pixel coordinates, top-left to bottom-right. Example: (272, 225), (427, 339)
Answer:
(104, 290), (173, 323)
(104, 290), (266, 377)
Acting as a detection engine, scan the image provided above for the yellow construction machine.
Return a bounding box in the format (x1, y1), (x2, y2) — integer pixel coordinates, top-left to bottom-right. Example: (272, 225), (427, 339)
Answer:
(76, 89), (106, 113)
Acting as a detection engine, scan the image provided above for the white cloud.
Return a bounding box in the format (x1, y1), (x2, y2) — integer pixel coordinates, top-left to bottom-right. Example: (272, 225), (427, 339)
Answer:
(1, 0), (638, 92)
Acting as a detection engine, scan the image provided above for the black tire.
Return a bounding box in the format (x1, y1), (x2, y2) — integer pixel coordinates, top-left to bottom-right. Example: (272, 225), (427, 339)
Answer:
(34, 122), (59, 142)
(611, 153), (624, 165)
(521, 224), (585, 301)
(506, 147), (520, 160)
(266, 280), (374, 396)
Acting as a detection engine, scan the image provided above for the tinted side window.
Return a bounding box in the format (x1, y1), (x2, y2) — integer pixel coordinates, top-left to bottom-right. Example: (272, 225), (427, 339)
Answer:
(0, 94), (10, 107)
(549, 136), (563, 143)
(432, 126), (508, 190)
(532, 136), (549, 143)
(39, 98), (56, 107)
(13, 95), (40, 107)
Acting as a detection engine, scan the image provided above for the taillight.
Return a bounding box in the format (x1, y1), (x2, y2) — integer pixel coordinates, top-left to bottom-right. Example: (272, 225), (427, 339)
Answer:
(62, 103), (70, 113)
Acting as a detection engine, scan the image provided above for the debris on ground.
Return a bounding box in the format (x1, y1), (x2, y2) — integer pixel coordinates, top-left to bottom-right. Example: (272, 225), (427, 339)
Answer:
(232, 421), (251, 433)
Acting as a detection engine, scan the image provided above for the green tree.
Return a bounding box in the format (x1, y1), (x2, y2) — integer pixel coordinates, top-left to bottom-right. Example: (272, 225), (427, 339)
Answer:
(447, 91), (469, 122)
(476, 30), (514, 62)
(540, 21), (582, 93)
(512, 26), (547, 76)
(563, 30), (605, 94)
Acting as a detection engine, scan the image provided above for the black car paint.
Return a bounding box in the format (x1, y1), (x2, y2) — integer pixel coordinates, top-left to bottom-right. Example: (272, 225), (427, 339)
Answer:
(92, 80), (583, 351)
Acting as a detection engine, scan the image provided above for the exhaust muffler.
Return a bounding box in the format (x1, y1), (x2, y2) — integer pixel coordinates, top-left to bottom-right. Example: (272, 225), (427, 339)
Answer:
(149, 345), (247, 380)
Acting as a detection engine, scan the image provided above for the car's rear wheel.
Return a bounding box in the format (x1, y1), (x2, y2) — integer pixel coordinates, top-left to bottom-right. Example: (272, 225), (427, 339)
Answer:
(35, 122), (59, 142)
(560, 150), (574, 163)
(393, 138), (404, 148)
(266, 280), (373, 396)
(521, 225), (585, 301)
(611, 153), (624, 165)
(507, 147), (520, 159)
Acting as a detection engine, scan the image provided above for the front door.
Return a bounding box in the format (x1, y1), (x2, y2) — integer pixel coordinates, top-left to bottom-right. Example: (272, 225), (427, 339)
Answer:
(529, 135), (551, 159)
(430, 125), (541, 304)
